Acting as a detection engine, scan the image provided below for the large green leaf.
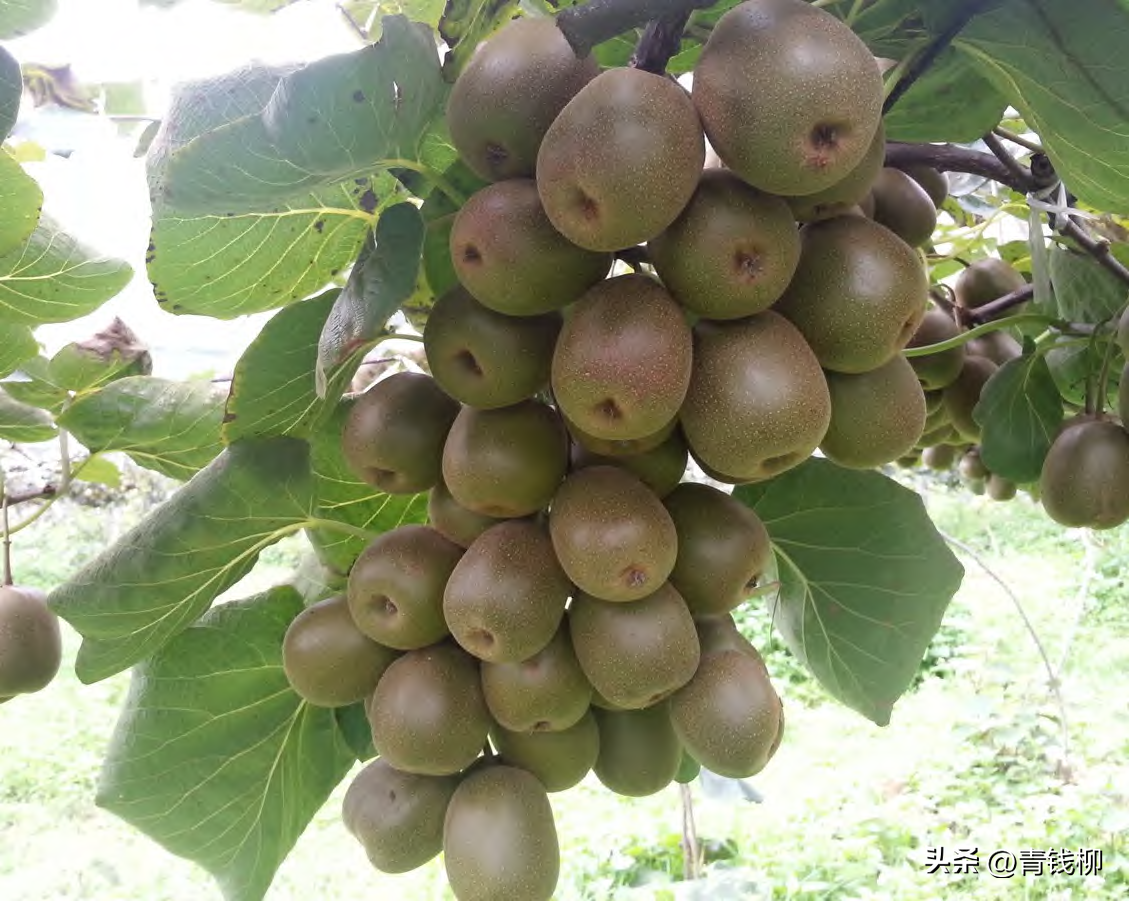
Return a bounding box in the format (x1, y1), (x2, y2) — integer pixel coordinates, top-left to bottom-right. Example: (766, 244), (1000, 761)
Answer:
(0, 0), (57, 38)
(157, 16), (448, 215)
(57, 376), (225, 480)
(308, 400), (427, 573)
(973, 349), (1064, 484)
(1048, 245), (1129, 323)
(148, 175), (397, 318)
(315, 201), (424, 393)
(96, 587), (357, 901)
(48, 436), (316, 683)
(736, 459), (964, 726)
(0, 150), (43, 258)
(0, 320), (36, 379)
(0, 385), (55, 442)
(223, 289), (338, 444)
(438, 0), (520, 78)
(1, 44), (19, 140)
(0, 354), (69, 413)
(958, 0), (1129, 212)
(884, 47), (1007, 143)
(0, 213), (132, 325)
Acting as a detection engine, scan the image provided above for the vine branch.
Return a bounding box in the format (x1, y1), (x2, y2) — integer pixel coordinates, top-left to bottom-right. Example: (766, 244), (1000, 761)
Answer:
(1, 491), (11, 587)
(630, 10), (692, 75)
(883, 0), (994, 114)
(965, 284), (1036, 325)
(556, 0), (713, 58)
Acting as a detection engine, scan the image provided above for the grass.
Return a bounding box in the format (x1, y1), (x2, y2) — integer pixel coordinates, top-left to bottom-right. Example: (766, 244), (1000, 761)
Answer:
(2, 480), (1129, 899)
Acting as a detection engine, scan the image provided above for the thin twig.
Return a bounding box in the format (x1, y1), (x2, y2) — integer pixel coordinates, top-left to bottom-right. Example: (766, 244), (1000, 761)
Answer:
(1056, 531), (1102, 675)
(966, 284), (1036, 325)
(1057, 218), (1129, 288)
(0, 484), (58, 507)
(556, 0), (714, 58)
(883, 0), (994, 114)
(940, 531), (1071, 771)
(993, 126), (1043, 154)
(1, 491), (11, 587)
(982, 132), (1033, 189)
(680, 782), (701, 880)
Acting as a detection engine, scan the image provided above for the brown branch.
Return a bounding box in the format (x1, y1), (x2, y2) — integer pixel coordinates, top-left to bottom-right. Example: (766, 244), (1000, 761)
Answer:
(966, 284), (1036, 325)
(883, 0), (994, 114)
(0, 485), (57, 507)
(1057, 218), (1129, 289)
(615, 246), (652, 270)
(885, 141), (1031, 193)
(982, 131), (1033, 189)
(556, 0), (714, 58)
(630, 10), (691, 75)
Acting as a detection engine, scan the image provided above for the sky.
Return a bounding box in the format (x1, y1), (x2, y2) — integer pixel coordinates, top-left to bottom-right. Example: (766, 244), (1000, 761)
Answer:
(6, 0), (364, 378)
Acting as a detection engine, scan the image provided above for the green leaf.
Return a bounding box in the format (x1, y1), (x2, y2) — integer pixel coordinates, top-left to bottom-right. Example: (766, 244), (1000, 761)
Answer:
(335, 701), (376, 761)
(48, 437), (316, 683)
(0, 385), (55, 442)
(57, 376), (225, 481)
(735, 459), (964, 727)
(973, 350), (1064, 484)
(157, 17), (447, 215)
(957, 0), (1129, 212)
(438, 0), (520, 78)
(846, 0), (923, 57)
(223, 289), (338, 444)
(0, 213), (132, 325)
(74, 453), (122, 488)
(1049, 245), (1129, 323)
(884, 47), (1007, 143)
(308, 400), (427, 573)
(0, 149), (43, 258)
(1, 44), (20, 141)
(47, 320), (152, 392)
(96, 587), (357, 901)
(0, 355), (68, 412)
(0, 0), (57, 38)
(0, 320), (36, 379)
(315, 202), (424, 394)
(148, 175), (394, 318)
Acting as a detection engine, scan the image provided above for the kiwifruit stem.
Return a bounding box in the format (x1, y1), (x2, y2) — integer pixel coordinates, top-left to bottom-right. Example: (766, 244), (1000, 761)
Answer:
(556, 0), (714, 59)
(1, 489), (11, 587)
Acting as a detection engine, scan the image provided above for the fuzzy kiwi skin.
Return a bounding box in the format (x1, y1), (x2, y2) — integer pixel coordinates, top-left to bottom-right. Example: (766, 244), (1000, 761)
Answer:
(446, 18), (598, 182)
(0, 586), (61, 696)
(1040, 417), (1129, 529)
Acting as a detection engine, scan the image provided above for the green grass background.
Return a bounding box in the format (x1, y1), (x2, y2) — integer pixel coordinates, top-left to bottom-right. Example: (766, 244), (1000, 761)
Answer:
(1, 479), (1128, 900)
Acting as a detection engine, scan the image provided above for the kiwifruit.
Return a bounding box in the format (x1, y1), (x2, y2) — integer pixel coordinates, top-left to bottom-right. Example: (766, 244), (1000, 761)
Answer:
(820, 354), (928, 469)
(670, 645), (784, 778)
(787, 122), (886, 223)
(679, 312), (831, 482)
(943, 355), (999, 441)
(692, 0), (883, 197)
(1040, 417), (1129, 529)
(447, 181), (611, 317)
(675, 751), (702, 784)
(648, 168), (801, 319)
(443, 765), (560, 901)
(569, 429), (689, 499)
(569, 584), (700, 709)
(986, 474), (1018, 501)
(549, 465), (678, 602)
(347, 525), (464, 650)
(492, 711), (600, 792)
(0, 586), (61, 696)
(551, 274), (692, 441)
(341, 372), (459, 493)
(443, 520), (570, 663)
(282, 594), (399, 707)
(906, 308), (965, 390)
(921, 444), (957, 470)
(592, 702), (682, 797)
(427, 480), (505, 549)
(1120, 363), (1129, 427)
(446, 18), (598, 181)
(367, 642), (490, 775)
(1118, 309), (1129, 357)
(899, 164), (949, 208)
(564, 414), (677, 458)
(869, 167), (938, 248)
(923, 389), (946, 416)
(342, 759), (460, 873)
(959, 448), (989, 482)
(966, 330), (1022, 365)
(663, 482), (772, 617)
(955, 258), (1028, 311)
(480, 615), (592, 732)
(536, 67), (705, 251)
(423, 286), (562, 408)
(442, 399), (568, 517)
(773, 215), (928, 374)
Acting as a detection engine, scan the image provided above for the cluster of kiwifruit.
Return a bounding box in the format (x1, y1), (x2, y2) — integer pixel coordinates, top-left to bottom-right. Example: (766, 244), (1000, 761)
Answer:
(0, 583), (62, 705)
(906, 258), (1129, 530)
(278, 0), (1010, 896)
